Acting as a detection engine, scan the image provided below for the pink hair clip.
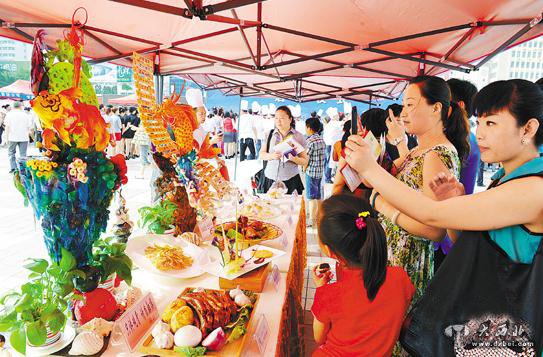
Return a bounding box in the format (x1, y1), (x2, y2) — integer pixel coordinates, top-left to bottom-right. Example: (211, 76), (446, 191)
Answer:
(355, 211), (370, 230)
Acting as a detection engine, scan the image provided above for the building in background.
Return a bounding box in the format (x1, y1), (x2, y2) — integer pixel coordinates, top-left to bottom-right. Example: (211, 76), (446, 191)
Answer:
(450, 37), (543, 89)
(0, 38), (31, 61)
(0, 39), (31, 87)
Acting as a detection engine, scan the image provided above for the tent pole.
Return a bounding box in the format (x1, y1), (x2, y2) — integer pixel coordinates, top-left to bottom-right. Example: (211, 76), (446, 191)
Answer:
(474, 15), (542, 70)
(366, 48), (469, 73)
(233, 87), (243, 182)
(256, 2), (262, 68)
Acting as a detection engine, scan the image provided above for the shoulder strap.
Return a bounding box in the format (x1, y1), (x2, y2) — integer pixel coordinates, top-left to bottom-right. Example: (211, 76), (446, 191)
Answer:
(265, 129), (274, 153)
(490, 155), (543, 188)
(420, 144), (455, 157)
(489, 171), (543, 190)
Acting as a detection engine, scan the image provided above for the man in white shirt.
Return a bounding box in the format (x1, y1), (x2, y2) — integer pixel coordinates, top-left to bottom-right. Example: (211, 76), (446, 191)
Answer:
(202, 107), (223, 134)
(5, 101), (32, 173)
(238, 108), (257, 161)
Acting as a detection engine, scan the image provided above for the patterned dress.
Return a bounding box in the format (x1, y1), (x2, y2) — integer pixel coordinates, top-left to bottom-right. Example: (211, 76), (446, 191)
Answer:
(379, 145), (461, 302)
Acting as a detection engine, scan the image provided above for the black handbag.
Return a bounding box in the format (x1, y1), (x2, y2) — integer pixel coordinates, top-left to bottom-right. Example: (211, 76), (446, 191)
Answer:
(254, 130), (275, 193)
(401, 230), (543, 356)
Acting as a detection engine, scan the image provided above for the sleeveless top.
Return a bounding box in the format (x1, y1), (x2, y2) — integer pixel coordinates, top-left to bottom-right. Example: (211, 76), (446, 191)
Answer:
(488, 155), (543, 263)
(379, 144), (460, 302)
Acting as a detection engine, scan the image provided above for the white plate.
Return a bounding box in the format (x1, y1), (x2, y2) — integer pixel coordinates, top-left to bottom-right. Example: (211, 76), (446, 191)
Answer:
(239, 200), (281, 221)
(202, 244), (285, 280)
(26, 324), (76, 356)
(126, 234), (210, 279)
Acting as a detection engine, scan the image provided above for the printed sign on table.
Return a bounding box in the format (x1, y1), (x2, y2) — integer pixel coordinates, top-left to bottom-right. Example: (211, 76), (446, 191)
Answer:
(195, 216), (215, 242)
(268, 264), (281, 291)
(253, 314), (270, 354)
(115, 293), (159, 351)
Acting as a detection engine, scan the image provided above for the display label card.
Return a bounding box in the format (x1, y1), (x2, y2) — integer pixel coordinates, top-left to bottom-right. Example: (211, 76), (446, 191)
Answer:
(195, 216), (215, 241)
(267, 264), (281, 291)
(116, 293), (159, 351)
(253, 314), (270, 354)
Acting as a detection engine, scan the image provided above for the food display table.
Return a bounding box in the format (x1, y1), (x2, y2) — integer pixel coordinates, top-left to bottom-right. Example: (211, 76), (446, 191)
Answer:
(102, 197), (306, 357)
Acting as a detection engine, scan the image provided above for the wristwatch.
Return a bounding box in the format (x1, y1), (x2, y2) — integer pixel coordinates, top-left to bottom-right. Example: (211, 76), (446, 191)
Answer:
(391, 136), (405, 146)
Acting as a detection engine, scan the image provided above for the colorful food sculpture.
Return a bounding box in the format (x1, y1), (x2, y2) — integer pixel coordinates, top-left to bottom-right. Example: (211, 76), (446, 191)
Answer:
(151, 153), (198, 235)
(132, 52), (236, 218)
(2, 11), (136, 356)
(15, 11), (127, 267)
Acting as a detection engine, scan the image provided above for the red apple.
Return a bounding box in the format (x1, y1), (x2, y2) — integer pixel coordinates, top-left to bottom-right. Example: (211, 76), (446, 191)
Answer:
(74, 288), (118, 324)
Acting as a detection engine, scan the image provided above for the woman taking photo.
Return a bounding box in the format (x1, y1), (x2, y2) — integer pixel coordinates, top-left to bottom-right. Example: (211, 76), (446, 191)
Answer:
(363, 76), (470, 302)
(345, 79), (543, 355)
(259, 106), (308, 194)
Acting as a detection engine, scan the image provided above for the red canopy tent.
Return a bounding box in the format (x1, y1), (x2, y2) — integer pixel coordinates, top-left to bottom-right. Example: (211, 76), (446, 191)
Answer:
(0, 0), (541, 104)
(0, 79), (33, 100)
(108, 93), (138, 105)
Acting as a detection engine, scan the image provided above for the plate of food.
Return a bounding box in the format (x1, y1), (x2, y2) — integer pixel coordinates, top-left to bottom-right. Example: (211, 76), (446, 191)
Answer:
(211, 216), (283, 249)
(126, 235), (210, 279)
(140, 287), (258, 357)
(267, 185), (287, 199)
(203, 244), (285, 280)
(239, 200), (281, 220)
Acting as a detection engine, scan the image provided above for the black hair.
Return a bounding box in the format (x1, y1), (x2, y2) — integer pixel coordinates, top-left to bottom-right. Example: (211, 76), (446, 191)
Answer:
(447, 78), (478, 118)
(276, 105), (295, 129)
(118, 107), (126, 114)
(305, 116), (323, 134)
(536, 77), (543, 89)
(341, 120), (352, 148)
(386, 103), (403, 117)
(410, 75), (470, 162)
(360, 108), (388, 138)
(319, 194), (387, 301)
(474, 79), (543, 146)
(224, 111), (231, 119)
(99, 104), (104, 110)
(0, 333), (4, 343)
(248, 109), (253, 115)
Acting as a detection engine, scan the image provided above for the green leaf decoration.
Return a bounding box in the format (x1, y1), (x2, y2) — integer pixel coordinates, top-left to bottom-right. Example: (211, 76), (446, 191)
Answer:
(59, 248), (76, 272)
(23, 259), (48, 274)
(26, 320), (47, 347)
(43, 309), (66, 334)
(10, 325), (26, 355)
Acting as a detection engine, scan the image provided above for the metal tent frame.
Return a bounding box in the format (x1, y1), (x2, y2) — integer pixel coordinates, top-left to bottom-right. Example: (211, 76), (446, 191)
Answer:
(1, 0), (541, 105)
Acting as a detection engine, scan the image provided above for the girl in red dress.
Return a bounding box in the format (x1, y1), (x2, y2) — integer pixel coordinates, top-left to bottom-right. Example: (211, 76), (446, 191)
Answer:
(312, 194), (414, 357)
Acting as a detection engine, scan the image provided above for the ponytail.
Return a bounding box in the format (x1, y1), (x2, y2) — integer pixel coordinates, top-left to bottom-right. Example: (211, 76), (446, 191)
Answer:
(444, 101), (470, 163)
(410, 76), (471, 163)
(318, 194), (388, 301)
(358, 216), (387, 300)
